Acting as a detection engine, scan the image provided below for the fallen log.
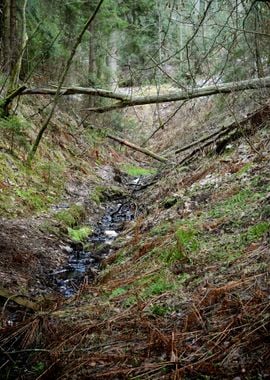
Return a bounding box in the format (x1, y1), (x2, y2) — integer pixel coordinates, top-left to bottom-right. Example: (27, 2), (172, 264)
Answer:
(3, 76), (270, 113)
(175, 105), (270, 166)
(22, 86), (128, 101)
(86, 76), (270, 113)
(107, 134), (168, 163)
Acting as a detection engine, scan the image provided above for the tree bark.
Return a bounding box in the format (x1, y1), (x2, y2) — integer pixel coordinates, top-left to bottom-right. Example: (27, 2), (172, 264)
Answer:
(21, 86), (128, 100)
(7, 0), (28, 93)
(14, 76), (270, 108)
(107, 134), (168, 163)
(88, 18), (96, 107)
(84, 76), (270, 113)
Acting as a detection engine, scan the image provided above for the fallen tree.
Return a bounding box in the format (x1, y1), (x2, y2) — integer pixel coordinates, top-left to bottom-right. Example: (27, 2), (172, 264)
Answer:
(107, 134), (168, 163)
(172, 104), (270, 166)
(3, 76), (270, 114)
(3, 77), (270, 117)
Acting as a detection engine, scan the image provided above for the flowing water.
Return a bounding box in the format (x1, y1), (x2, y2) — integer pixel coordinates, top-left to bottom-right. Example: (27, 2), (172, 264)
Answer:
(51, 199), (135, 297)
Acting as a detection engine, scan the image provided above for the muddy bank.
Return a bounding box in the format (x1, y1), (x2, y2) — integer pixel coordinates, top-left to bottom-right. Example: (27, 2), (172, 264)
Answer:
(0, 218), (67, 296)
(0, 167), (149, 300)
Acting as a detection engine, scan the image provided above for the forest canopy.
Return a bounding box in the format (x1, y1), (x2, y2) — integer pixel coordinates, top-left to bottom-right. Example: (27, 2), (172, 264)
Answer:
(0, 0), (269, 158)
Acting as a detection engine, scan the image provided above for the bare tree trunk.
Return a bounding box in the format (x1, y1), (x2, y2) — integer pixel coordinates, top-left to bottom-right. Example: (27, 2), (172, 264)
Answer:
(2, 0), (11, 71)
(88, 19), (96, 107)
(107, 30), (118, 87)
(85, 76), (270, 113)
(107, 134), (168, 163)
(254, 7), (264, 78)
(0, 0), (4, 64)
(7, 0), (28, 93)
(7, 76), (270, 109)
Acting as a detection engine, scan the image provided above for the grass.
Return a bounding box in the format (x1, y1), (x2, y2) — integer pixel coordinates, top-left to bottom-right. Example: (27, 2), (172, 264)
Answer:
(67, 226), (92, 242)
(208, 188), (254, 219)
(121, 163), (157, 177)
(142, 274), (176, 299)
(55, 204), (86, 227)
(15, 188), (53, 211)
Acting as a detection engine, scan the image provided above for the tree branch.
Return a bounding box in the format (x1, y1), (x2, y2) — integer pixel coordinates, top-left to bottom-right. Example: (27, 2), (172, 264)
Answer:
(107, 134), (168, 163)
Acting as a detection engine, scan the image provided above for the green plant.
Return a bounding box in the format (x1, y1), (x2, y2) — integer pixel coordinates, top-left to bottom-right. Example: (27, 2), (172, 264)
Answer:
(91, 185), (127, 205)
(15, 188), (51, 211)
(150, 222), (172, 237)
(175, 227), (200, 254)
(209, 188), (253, 218)
(143, 276), (175, 298)
(109, 287), (127, 299)
(56, 210), (76, 227)
(0, 115), (31, 152)
(243, 222), (270, 244)
(32, 361), (45, 374)
(177, 272), (191, 284)
(55, 204), (86, 227)
(159, 246), (183, 264)
(67, 226), (92, 242)
(121, 164), (157, 177)
(149, 304), (171, 316)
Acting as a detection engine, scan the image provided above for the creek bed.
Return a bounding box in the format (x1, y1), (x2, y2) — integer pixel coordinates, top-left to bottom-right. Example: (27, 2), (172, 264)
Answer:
(51, 199), (135, 297)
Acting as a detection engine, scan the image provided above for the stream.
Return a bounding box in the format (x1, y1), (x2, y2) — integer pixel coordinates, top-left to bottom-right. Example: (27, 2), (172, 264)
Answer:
(51, 199), (135, 297)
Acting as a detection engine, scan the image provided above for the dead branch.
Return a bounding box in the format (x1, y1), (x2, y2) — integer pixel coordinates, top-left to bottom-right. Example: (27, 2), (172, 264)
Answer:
(107, 134), (168, 163)
(175, 105), (270, 166)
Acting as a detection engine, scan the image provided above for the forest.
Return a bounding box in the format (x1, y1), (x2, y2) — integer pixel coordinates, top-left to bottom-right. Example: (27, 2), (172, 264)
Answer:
(0, 0), (270, 379)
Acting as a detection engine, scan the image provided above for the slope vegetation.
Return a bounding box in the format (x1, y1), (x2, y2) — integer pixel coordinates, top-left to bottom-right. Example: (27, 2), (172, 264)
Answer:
(1, 95), (269, 379)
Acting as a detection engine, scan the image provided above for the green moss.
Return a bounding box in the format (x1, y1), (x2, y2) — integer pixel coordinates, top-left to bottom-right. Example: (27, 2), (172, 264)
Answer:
(243, 222), (270, 244)
(209, 188), (253, 219)
(123, 295), (137, 307)
(15, 188), (53, 211)
(121, 164), (157, 177)
(55, 204), (86, 227)
(67, 226), (92, 242)
(162, 196), (178, 209)
(149, 304), (171, 316)
(0, 115), (31, 153)
(56, 210), (76, 227)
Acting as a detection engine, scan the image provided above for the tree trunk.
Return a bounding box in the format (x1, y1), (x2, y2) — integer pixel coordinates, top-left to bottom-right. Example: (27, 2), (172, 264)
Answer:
(85, 76), (270, 113)
(107, 30), (118, 87)
(107, 134), (168, 163)
(7, 0), (28, 93)
(6, 76), (270, 112)
(2, 0), (11, 72)
(88, 18), (96, 107)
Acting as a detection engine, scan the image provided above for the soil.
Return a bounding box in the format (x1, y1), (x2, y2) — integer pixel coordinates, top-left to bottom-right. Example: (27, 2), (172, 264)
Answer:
(0, 216), (67, 296)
